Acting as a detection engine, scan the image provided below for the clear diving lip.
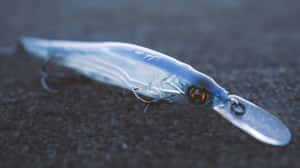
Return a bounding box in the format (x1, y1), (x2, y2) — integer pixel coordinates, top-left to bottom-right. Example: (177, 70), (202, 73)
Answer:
(213, 95), (291, 146)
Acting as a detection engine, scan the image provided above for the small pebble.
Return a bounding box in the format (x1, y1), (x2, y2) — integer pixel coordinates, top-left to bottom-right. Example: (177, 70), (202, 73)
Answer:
(22, 145), (30, 152)
(122, 143), (128, 149)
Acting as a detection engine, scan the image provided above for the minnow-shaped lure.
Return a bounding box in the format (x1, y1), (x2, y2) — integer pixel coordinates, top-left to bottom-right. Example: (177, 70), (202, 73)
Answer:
(20, 37), (291, 146)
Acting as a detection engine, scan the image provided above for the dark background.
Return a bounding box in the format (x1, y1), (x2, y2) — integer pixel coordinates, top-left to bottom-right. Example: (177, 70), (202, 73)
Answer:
(0, 0), (299, 167)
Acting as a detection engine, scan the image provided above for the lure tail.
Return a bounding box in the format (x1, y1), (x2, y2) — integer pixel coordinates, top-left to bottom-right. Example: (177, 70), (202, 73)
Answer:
(20, 36), (51, 61)
(0, 36), (45, 57)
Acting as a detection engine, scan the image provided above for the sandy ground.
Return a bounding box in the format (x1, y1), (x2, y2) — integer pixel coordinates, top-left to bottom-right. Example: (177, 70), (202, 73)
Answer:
(0, 0), (299, 167)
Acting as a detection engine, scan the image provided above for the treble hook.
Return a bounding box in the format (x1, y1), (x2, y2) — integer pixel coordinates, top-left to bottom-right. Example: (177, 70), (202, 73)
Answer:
(40, 59), (65, 93)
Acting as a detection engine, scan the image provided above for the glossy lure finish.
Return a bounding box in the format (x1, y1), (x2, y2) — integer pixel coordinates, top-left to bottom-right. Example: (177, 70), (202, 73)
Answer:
(21, 37), (291, 146)
(21, 37), (228, 105)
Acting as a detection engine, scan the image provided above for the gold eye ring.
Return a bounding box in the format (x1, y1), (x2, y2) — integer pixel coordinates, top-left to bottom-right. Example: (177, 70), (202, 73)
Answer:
(188, 87), (207, 104)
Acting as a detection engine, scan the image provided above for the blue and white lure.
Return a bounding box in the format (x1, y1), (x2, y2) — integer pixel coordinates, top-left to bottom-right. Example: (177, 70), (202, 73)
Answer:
(21, 37), (291, 146)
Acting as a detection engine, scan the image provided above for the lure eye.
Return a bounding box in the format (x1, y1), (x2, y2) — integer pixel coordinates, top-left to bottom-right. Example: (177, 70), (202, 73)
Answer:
(188, 87), (207, 104)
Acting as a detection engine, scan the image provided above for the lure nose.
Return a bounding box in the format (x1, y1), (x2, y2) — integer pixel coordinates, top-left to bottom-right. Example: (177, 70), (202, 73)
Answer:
(213, 95), (291, 146)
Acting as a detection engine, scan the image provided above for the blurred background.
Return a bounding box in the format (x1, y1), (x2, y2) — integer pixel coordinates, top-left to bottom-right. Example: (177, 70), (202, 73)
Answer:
(0, 0), (299, 167)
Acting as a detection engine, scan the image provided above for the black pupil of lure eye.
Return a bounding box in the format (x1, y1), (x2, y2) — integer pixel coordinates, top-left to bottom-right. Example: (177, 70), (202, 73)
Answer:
(231, 102), (246, 116)
(188, 87), (207, 104)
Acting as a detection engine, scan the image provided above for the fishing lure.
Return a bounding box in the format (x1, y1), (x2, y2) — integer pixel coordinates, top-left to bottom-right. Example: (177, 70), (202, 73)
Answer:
(20, 36), (291, 146)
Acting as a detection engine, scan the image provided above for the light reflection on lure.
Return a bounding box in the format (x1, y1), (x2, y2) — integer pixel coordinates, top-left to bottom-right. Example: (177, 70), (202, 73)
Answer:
(21, 36), (291, 146)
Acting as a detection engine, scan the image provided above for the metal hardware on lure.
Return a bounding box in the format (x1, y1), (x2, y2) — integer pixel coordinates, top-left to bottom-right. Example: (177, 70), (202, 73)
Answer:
(214, 95), (291, 146)
(20, 36), (291, 146)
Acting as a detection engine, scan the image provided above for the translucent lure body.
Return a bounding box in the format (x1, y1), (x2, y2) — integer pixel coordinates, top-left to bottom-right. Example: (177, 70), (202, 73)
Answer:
(21, 37), (227, 104)
(21, 37), (291, 146)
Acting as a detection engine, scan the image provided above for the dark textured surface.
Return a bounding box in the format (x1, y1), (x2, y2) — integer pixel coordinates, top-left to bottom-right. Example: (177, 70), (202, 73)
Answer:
(0, 0), (300, 167)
